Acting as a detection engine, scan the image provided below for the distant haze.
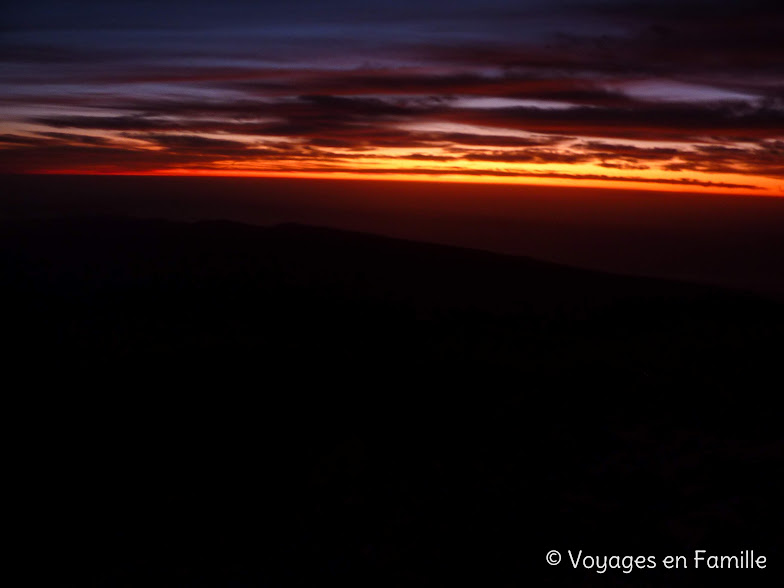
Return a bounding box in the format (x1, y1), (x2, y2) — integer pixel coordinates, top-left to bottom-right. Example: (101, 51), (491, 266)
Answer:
(4, 175), (783, 297)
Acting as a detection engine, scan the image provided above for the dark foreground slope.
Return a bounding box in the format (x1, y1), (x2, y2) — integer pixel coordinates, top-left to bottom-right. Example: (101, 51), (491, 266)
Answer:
(3, 218), (783, 587)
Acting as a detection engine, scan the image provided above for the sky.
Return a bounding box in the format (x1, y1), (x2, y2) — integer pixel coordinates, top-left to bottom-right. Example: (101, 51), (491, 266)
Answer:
(1, 0), (783, 195)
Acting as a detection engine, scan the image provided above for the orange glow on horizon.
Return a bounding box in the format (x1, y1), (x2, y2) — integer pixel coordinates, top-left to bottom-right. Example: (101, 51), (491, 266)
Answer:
(28, 167), (782, 198)
(5, 122), (780, 197)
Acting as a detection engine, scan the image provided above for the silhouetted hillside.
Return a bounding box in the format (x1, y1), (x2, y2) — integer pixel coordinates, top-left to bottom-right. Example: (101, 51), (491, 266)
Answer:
(3, 217), (781, 403)
(5, 217), (783, 587)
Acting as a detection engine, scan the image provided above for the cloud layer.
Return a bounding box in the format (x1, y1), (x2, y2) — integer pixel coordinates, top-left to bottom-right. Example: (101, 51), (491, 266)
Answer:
(1, 0), (782, 193)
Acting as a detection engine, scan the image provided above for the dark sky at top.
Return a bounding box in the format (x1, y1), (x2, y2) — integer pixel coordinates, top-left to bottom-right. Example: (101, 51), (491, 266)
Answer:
(1, 0), (782, 193)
